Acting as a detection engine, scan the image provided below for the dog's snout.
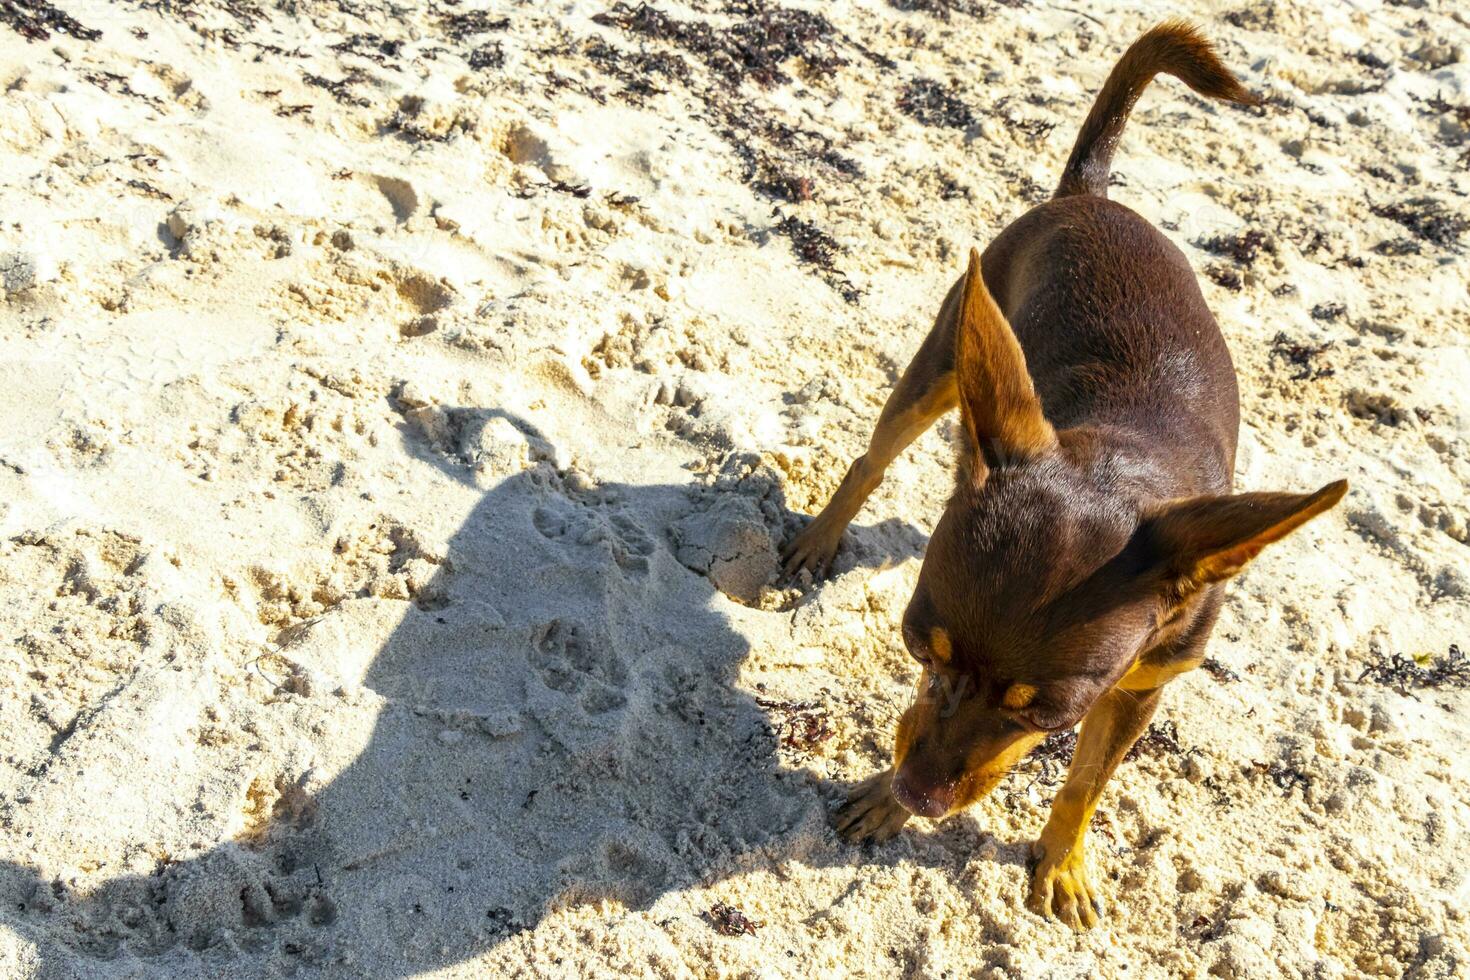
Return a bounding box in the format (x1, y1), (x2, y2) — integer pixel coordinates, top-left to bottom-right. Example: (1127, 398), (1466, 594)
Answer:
(890, 769), (954, 818)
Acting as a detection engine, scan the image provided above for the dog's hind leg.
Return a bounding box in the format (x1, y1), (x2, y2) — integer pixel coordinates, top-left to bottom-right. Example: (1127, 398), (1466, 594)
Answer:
(781, 279), (962, 578)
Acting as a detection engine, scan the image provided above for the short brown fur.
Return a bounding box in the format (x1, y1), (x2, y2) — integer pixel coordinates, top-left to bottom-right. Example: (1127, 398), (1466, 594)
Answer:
(787, 23), (1346, 929)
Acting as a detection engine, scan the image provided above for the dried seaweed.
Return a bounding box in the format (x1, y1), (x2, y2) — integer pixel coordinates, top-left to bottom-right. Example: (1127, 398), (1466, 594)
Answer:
(755, 694), (834, 751)
(135, 0), (267, 37)
(1223, 5), (1278, 30)
(1251, 760), (1310, 796)
(990, 95), (1057, 144)
(1201, 657), (1241, 683)
(1008, 117), (1056, 143)
(1004, 721), (1196, 807)
(1370, 197), (1467, 249)
(1358, 645), (1468, 695)
(887, 0), (988, 19)
(438, 9), (509, 40)
(469, 42), (505, 70)
(331, 32), (404, 67)
(773, 215), (859, 302)
(1001, 730), (1075, 806)
(705, 901), (761, 936)
(1374, 237), (1422, 257)
(594, 1), (853, 88)
(898, 78), (976, 129)
(587, 2), (871, 301)
(1204, 264), (1242, 291)
(301, 71), (370, 108)
(1424, 94), (1470, 129)
(935, 171), (970, 201)
(1196, 229), (1275, 266)
(1125, 720), (1197, 762)
(125, 179), (172, 201)
(82, 69), (165, 108)
(1, 0), (99, 41)
(1269, 332), (1335, 381)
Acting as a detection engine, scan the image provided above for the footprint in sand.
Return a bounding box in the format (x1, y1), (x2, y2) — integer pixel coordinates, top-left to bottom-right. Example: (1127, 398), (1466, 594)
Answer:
(529, 619), (628, 715)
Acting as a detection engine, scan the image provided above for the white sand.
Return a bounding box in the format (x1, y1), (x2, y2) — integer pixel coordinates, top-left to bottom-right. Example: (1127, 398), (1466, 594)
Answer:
(0, 0), (1467, 976)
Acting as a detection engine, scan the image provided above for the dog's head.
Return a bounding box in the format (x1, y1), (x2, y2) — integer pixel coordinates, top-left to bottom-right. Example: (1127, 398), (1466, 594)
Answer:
(889, 250), (1346, 819)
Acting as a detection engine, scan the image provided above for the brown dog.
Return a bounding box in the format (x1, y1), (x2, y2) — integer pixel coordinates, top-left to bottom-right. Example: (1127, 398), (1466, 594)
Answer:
(783, 22), (1347, 928)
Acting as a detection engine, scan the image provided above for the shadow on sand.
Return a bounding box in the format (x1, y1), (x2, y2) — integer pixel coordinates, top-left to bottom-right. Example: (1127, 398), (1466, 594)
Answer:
(0, 406), (954, 977)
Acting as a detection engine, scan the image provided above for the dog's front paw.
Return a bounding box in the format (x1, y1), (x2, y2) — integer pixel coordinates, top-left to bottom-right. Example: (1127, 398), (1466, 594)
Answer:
(781, 519), (843, 579)
(1026, 840), (1103, 930)
(834, 770), (910, 843)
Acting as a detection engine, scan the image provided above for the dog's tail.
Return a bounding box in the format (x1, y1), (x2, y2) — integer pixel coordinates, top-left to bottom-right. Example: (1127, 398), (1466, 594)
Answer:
(1055, 21), (1259, 198)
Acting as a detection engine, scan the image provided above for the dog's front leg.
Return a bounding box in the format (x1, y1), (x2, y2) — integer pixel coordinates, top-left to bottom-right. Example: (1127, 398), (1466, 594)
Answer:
(1028, 685), (1162, 929)
(782, 298), (962, 578)
(782, 371), (955, 578)
(833, 768), (912, 843)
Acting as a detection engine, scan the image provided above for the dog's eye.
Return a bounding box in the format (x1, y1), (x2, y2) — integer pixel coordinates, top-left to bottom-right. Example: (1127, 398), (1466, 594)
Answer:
(1013, 702), (1082, 734)
(901, 623), (931, 665)
(1013, 712), (1062, 734)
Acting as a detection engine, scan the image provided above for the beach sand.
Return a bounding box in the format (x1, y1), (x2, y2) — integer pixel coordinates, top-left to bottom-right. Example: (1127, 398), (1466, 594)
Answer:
(0, 0), (1467, 975)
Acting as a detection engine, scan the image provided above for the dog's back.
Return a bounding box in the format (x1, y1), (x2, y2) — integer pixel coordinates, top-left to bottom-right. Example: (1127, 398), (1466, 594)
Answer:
(980, 22), (1258, 498)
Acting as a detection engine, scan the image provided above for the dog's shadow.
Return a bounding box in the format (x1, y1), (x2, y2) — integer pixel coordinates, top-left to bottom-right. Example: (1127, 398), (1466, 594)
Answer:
(0, 406), (954, 976)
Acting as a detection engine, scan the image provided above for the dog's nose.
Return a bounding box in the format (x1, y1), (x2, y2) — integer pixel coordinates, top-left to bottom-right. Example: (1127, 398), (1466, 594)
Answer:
(890, 770), (954, 818)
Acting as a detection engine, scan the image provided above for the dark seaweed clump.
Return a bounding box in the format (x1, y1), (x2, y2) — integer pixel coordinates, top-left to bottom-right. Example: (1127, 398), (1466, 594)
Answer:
(1002, 730), (1077, 806)
(898, 77), (977, 129)
(589, 2), (877, 301)
(705, 902), (761, 936)
(1353, 49), (1390, 72)
(438, 10), (509, 40)
(1197, 229), (1275, 292)
(1196, 229), (1276, 265)
(1370, 197), (1467, 250)
(1003, 719), (1199, 807)
(1251, 760), (1310, 796)
(595, 1), (854, 87)
(887, 0), (988, 19)
(774, 216), (858, 302)
(755, 694), (834, 751)
(1204, 265), (1242, 291)
(1, 0), (100, 41)
(1424, 94), (1470, 128)
(301, 70), (370, 108)
(1125, 720), (1195, 762)
(469, 42), (504, 70)
(1224, 5), (1278, 30)
(1269, 332), (1335, 381)
(1202, 657), (1241, 682)
(438, 8), (508, 69)
(1358, 644), (1468, 694)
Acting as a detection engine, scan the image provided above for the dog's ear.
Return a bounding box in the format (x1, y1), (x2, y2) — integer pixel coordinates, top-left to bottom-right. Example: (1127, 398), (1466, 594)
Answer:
(1142, 480), (1348, 591)
(955, 248), (1056, 484)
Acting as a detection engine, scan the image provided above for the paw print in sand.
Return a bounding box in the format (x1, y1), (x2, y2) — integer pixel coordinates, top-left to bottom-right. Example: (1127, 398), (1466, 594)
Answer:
(531, 500), (655, 573)
(529, 620), (628, 715)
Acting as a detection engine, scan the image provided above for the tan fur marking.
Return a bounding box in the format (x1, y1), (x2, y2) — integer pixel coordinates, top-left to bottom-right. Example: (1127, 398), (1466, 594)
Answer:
(1117, 657), (1200, 692)
(929, 628), (953, 664)
(955, 249), (1057, 468)
(1002, 682), (1039, 709)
